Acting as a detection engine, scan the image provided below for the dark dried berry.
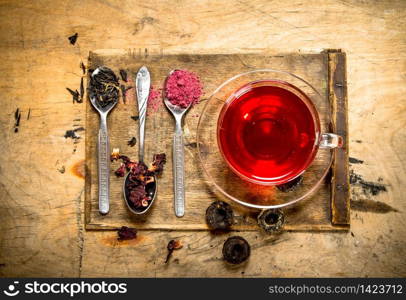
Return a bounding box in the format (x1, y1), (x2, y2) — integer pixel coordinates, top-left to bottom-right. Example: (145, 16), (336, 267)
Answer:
(276, 175), (303, 192)
(127, 137), (137, 147)
(117, 226), (137, 241)
(257, 209), (284, 233)
(205, 201), (234, 230)
(165, 240), (182, 263)
(222, 236), (250, 264)
(131, 115), (139, 121)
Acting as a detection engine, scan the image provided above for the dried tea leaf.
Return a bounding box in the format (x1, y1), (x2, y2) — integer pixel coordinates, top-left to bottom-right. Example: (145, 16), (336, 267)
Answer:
(127, 137), (137, 147)
(14, 108), (21, 132)
(120, 84), (127, 103)
(66, 87), (80, 103)
(80, 61), (86, 74)
(119, 69), (128, 82)
(68, 33), (78, 45)
(88, 66), (119, 109)
(80, 77), (84, 101)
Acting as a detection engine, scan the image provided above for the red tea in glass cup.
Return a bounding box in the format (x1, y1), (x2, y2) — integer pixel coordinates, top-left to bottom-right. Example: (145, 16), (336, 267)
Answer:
(217, 80), (342, 185)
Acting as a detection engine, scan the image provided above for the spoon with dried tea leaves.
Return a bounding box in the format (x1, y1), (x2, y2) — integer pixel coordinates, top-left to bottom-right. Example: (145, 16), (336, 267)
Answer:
(88, 66), (119, 215)
(123, 66), (157, 215)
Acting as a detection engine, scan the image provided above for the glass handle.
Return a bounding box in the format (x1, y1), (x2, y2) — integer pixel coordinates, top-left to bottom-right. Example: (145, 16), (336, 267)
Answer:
(320, 133), (343, 149)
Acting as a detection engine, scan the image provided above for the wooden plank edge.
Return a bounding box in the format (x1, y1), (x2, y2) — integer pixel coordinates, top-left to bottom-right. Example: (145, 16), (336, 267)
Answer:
(327, 50), (350, 226)
(84, 51), (93, 226)
(85, 223), (349, 232)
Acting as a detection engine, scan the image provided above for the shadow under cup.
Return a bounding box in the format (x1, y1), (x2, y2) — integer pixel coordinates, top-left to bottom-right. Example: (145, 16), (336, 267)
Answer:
(217, 80), (322, 185)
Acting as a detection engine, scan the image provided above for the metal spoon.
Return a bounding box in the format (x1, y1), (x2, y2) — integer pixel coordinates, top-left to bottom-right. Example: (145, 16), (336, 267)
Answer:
(164, 70), (193, 217)
(89, 67), (119, 215)
(123, 66), (157, 214)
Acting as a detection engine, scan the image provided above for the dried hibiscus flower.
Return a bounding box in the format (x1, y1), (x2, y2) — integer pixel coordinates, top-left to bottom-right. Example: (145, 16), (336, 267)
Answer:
(114, 163), (126, 177)
(165, 239), (182, 263)
(117, 226), (137, 241)
(111, 152), (166, 210)
(151, 153), (167, 174)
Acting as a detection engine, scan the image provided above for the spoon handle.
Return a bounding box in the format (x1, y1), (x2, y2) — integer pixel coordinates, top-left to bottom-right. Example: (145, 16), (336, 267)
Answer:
(98, 114), (110, 215)
(173, 120), (185, 217)
(136, 66), (150, 162)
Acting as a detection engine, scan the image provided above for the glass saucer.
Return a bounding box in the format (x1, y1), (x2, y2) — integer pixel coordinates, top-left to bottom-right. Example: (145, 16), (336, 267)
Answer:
(196, 69), (334, 209)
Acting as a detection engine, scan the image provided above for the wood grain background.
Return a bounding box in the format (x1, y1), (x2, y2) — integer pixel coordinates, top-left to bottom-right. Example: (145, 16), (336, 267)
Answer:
(0, 0), (405, 277)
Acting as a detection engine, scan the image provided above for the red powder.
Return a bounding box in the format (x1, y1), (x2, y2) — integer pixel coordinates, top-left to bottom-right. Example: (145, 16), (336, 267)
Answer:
(147, 86), (162, 115)
(165, 70), (202, 108)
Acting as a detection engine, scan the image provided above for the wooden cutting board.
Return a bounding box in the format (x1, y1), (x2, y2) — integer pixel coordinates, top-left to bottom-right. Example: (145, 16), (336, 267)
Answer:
(85, 49), (349, 231)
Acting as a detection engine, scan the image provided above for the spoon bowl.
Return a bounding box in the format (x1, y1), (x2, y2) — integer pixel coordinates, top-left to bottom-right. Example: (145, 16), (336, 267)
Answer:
(123, 174), (157, 214)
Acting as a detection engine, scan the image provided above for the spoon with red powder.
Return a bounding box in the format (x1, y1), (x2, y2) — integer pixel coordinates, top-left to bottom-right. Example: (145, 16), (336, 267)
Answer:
(164, 69), (202, 217)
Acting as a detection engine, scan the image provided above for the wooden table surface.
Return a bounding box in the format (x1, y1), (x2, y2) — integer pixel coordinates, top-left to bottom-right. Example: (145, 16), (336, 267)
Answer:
(0, 0), (405, 277)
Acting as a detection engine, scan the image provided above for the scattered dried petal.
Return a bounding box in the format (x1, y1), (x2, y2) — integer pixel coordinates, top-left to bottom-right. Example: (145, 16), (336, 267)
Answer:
(150, 153), (166, 174)
(117, 226), (137, 241)
(114, 163), (126, 177)
(165, 240), (182, 263)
